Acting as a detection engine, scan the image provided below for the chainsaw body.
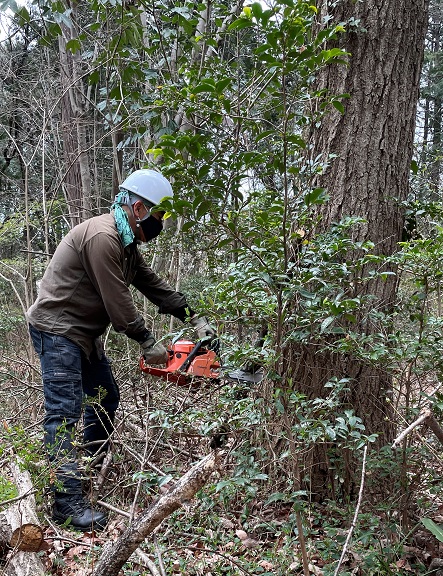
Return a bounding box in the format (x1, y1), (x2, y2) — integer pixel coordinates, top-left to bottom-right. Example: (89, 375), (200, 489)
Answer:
(139, 339), (221, 386)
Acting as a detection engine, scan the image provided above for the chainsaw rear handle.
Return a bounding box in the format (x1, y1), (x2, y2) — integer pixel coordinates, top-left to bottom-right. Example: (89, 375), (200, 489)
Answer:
(179, 340), (204, 372)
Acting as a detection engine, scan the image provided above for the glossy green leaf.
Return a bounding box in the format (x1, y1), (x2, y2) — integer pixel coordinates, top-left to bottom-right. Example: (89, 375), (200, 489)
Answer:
(182, 220), (196, 232)
(228, 17), (253, 31)
(422, 518), (443, 542)
(332, 100), (345, 114)
(66, 38), (82, 54)
(193, 82), (216, 94)
(304, 188), (328, 206)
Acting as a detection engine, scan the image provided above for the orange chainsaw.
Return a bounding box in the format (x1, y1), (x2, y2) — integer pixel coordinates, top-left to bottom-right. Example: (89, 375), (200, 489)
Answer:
(139, 339), (221, 386)
(139, 339), (263, 386)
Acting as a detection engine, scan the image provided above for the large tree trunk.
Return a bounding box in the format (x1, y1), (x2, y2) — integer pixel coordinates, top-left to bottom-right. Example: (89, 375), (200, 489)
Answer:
(290, 0), (429, 497)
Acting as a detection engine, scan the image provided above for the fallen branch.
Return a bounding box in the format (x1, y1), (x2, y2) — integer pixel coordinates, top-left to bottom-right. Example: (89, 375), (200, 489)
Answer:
(0, 490), (38, 510)
(392, 408), (443, 449)
(134, 548), (161, 576)
(96, 499), (131, 518)
(92, 451), (220, 576)
(153, 535), (167, 576)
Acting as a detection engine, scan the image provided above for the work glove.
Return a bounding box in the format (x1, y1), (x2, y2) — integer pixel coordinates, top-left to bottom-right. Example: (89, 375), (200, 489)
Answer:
(190, 316), (220, 354)
(140, 336), (168, 365)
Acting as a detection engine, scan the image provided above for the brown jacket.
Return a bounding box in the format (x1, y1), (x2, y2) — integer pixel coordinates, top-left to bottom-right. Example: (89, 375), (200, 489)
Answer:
(26, 213), (187, 357)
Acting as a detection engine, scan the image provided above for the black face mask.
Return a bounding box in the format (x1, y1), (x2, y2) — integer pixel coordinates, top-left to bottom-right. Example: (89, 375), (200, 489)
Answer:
(139, 214), (163, 242)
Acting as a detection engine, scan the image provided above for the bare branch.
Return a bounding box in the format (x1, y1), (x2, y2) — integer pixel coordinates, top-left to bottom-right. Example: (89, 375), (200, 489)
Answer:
(392, 409), (432, 448)
(333, 445), (368, 576)
(92, 451), (220, 576)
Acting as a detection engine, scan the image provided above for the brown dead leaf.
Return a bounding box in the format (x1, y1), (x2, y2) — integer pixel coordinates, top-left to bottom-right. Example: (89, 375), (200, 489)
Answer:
(396, 558), (412, 571)
(66, 545), (87, 558)
(51, 539), (65, 553)
(308, 563), (323, 575)
(235, 530), (260, 549)
(220, 517), (235, 530)
(259, 560), (274, 570)
(192, 540), (205, 556)
(159, 481), (174, 494)
(242, 537), (260, 549)
(81, 531), (104, 542)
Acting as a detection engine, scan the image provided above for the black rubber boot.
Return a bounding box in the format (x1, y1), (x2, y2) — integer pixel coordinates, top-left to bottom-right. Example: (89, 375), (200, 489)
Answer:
(53, 494), (107, 532)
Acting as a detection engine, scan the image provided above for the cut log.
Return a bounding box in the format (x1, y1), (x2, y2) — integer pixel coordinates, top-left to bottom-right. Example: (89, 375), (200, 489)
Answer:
(92, 451), (220, 576)
(0, 458), (46, 576)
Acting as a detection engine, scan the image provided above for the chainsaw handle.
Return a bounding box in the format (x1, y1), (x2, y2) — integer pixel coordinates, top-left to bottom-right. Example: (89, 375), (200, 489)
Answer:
(179, 340), (204, 372)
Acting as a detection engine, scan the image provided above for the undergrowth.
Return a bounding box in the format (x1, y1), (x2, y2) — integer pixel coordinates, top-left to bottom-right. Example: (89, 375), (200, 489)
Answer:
(1, 347), (442, 575)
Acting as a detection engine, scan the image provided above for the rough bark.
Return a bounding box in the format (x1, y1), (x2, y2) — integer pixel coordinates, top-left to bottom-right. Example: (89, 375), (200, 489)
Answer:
(111, 129), (124, 199)
(290, 0), (429, 497)
(0, 459), (45, 576)
(92, 451), (220, 576)
(58, 1), (92, 226)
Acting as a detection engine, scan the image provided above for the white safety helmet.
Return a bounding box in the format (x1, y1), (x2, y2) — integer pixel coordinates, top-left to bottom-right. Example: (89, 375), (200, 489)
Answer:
(119, 169), (173, 206)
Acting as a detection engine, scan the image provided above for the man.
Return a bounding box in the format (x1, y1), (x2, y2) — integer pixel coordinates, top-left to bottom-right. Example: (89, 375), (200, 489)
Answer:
(27, 169), (216, 532)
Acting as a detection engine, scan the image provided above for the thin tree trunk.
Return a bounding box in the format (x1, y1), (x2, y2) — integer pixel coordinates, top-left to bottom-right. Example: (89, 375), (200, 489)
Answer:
(58, 0), (91, 225)
(112, 129), (124, 198)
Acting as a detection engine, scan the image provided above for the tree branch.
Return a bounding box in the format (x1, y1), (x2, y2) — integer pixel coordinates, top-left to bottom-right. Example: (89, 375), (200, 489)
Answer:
(92, 451), (220, 576)
(333, 445), (368, 576)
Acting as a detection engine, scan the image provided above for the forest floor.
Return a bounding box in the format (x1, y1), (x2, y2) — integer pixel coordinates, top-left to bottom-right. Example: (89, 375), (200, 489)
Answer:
(15, 472), (443, 576)
(2, 370), (443, 575)
(29, 510), (443, 576)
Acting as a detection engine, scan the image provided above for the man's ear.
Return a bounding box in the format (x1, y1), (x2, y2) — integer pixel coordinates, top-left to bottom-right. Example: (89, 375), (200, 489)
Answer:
(132, 200), (143, 219)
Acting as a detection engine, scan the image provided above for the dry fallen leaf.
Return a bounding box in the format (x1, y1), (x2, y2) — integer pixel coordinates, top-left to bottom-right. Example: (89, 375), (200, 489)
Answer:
(66, 545), (87, 558)
(159, 482), (174, 494)
(235, 529), (260, 549)
(220, 517), (235, 530)
(396, 558), (412, 571)
(308, 563), (323, 575)
(243, 537), (260, 549)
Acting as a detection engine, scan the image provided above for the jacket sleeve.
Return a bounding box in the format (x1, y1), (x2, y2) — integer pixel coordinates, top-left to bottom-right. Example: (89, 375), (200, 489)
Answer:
(131, 250), (191, 319)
